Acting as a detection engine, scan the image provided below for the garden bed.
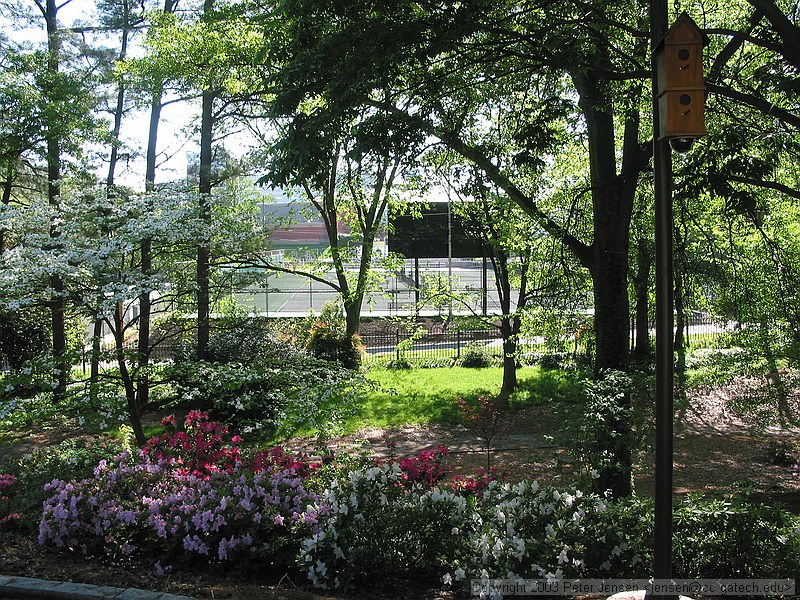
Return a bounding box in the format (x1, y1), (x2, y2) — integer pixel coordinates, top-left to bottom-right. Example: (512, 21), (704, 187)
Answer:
(2, 380), (799, 599)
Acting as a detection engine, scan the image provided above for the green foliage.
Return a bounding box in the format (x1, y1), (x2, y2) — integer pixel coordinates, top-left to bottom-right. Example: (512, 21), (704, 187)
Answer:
(673, 495), (800, 578)
(166, 323), (369, 441)
(685, 345), (767, 390)
(0, 354), (61, 411)
(554, 370), (652, 492)
(299, 463), (471, 591)
(458, 341), (494, 368)
(304, 302), (364, 369)
(387, 324), (426, 369)
(305, 322), (364, 370)
(0, 306), (50, 369)
(384, 356), (414, 370)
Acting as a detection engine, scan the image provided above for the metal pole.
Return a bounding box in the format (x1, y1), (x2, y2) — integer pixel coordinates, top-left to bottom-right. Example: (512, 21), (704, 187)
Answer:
(482, 246), (488, 316)
(447, 200), (453, 321)
(415, 251), (420, 309)
(651, 0), (675, 597)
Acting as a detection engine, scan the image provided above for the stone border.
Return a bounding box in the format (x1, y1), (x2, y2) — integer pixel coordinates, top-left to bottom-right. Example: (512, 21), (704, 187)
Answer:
(0, 575), (194, 599)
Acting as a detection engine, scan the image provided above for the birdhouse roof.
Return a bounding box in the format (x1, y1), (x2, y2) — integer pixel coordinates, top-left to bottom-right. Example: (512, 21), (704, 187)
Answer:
(655, 12), (709, 49)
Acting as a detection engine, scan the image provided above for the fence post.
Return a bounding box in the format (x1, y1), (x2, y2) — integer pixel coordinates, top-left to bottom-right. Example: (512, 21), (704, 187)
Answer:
(396, 330), (400, 361)
(457, 329), (462, 359)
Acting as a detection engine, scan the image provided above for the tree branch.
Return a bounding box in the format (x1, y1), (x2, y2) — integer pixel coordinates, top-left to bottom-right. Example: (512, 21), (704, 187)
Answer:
(729, 175), (800, 200)
(707, 83), (800, 130)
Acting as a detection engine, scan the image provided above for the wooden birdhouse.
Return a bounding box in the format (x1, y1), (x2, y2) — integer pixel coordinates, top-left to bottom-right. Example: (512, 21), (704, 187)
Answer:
(655, 13), (708, 142)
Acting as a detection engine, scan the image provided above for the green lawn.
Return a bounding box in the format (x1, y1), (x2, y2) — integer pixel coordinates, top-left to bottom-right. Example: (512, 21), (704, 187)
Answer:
(345, 365), (582, 431)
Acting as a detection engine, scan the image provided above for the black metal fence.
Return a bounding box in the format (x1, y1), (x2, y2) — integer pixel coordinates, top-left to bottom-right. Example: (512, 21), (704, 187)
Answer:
(91, 311), (729, 366)
(359, 328), (508, 364)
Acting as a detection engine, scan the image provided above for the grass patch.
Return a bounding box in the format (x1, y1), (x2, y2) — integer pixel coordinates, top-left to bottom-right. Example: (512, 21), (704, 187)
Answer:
(341, 365), (583, 432)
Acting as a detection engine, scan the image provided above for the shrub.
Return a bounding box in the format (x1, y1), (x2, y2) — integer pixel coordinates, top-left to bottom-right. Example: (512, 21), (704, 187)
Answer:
(0, 474), (21, 529)
(305, 322), (364, 369)
(444, 481), (646, 586)
(673, 495), (800, 578)
(0, 306), (50, 369)
(38, 451), (319, 569)
(142, 411), (242, 478)
(536, 352), (573, 370)
(450, 467), (502, 497)
(396, 445), (451, 488)
(553, 370), (650, 493)
(384, 357), (414, 370)
(298, 462), (472, 590)
(459, 341), (493, 368)
(164, 336), (370, 439)
(5, 438), (123, 532)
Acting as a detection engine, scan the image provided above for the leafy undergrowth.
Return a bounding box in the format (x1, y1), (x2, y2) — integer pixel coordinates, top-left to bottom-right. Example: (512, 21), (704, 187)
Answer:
(2, 411), (799, 600)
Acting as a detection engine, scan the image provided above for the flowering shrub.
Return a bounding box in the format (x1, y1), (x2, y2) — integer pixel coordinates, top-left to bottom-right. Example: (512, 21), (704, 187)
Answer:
(0, 474), (21, 528)
(298, 462), (472, 590)
(6, 438), (122, 532)
(397, 445), (451, 488)
(440, 480), (647, 590)
(251, 446), (320, 478)
(38, 451), (318, 568)
(450, 467), (502, 497)
(142, 412), (242, 478)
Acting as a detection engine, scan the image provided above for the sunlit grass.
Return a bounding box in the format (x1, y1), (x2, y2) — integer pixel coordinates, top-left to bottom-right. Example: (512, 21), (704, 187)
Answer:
(340, 365), (583, 432)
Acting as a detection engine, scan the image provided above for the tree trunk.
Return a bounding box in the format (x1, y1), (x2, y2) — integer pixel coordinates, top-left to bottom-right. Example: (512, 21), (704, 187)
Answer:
(136, 0), (177, 417)
(0, 164), (12, 254)
(138, 91), (163, 408)
(573, 71), (640, 499)
(114, 305), (145, 445)
(44, 0), (67, 402)
(89, 317), (102, 403)
(489, 247), (519, 401)
(197, 85), (215, 361)
(344, 298), (362, 339)
(499, 318), (518, 401)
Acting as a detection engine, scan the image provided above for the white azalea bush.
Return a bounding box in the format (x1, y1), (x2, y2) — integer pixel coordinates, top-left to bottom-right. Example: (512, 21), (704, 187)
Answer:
(437, 480), (648, 589)
(297, 461), (473, 590)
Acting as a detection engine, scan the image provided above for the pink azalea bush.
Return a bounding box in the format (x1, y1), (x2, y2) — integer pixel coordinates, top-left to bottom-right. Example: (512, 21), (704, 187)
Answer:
(252, 446), (321, 478)
(0, 473), (21, 527)
(396, 445), (451, 488)
(142, 411), (242, 478)
(450, 466), (503, 497)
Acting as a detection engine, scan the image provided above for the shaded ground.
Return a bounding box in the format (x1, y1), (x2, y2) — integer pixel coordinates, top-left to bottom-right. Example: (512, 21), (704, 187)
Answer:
(2, 378), (800, 599)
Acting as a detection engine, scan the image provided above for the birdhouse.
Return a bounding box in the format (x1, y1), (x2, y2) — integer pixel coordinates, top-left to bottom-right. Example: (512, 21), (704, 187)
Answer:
(654, 13), (708, 142)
